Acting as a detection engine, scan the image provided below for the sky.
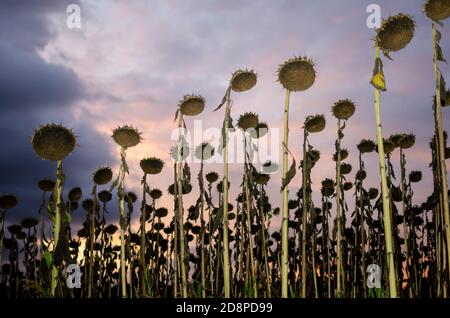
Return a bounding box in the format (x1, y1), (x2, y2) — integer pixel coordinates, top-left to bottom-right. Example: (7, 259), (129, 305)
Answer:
(0, 0), (449, 237)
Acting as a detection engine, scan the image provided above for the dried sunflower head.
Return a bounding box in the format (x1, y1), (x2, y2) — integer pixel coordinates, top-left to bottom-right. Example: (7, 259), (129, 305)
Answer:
(21, 218), (39, 229)
(333, 148), (349, 161)
(356, 170), (367, 181)
(322, 178), (335, 189)
(206, 171), (219, 184)
(368, 188), (379, 200)
(332, 99), (355, 120)
(0, 194), (17, 210)
(381, 139), (396, 154)
(150, 188), (163, 200)
(389, 134), (404, 148)
(358, 139), (376, 153)
(399, 133), (416, 149)
(376, 14), (415, 53)
(98, 190), (112, 203)
(93, 166), (113, 185)
(237, 112), (259, 131)
(304, 114), (326, 133)
(278, 56), (316, 92)
(38, 178), (55, 192)
(140, 157), (164, 175)
(112, 125), (142, 148)
(409, 170), (422, 183)
(104, 224), (118, 235)
(125, 192), (137, 204)
(31, 124), (76, 161)
(230, 69), (257, 92)
(343, 182), (353, 191)
(254, 173), (270, 185)
(178, 94), (205, 116)
(68, 187), (82, 202)
(423, 0), (450, 21)
(340, 163), (352, 175)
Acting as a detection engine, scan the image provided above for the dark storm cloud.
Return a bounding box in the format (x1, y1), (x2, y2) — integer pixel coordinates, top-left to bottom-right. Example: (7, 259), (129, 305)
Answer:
(0, 43), (83, 112)
(0, 0), (114, 225)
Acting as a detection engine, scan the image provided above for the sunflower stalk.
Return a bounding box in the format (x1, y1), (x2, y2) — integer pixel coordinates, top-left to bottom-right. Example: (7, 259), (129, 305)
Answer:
(176, 113), (188, 298)
(373, 46), (398, 298)
(432, 22), (450, 289)
(222, 86), (232, 298)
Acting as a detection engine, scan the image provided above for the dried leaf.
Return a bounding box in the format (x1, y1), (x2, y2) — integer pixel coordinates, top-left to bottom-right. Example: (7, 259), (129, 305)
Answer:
(281, 143), (296, 192)
(370, 57), (386, 91)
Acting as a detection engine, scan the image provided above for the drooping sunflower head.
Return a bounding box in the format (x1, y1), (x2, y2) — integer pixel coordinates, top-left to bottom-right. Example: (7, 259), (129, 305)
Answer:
(333, 148), (349, 161)
(340, 163), (352, 175)
(381, 139), (396, 154)
(376, 14), (415, 53)
(304, 114), (326, 133)
(332, 99), (356, 120)
(104, 224), (118, 236)
(237, 112), (259, 131)
(31, 124), (76, 161)
(389, 134), (404, 148)
(150, 188), (163, 200)
(205, 171), (219, 184)
(230, 69), (257, 92)
(278, 56), (316, 92)
(423, 0), (450, 21)
(68, 187), (82, 202)
(357, 139), (376, 153)
(0, 194), (18, 210)
(112, 125), (142, 148)
(399, 133), (416, 149)
(21, 218), (39, 229)
(409, 170), (422, 183)
(254, 173), (270, 185)
(98, 190), (112, 203)
(93, 166), (113, 185)
(38, 178), (55, 192)
(368, 188), (379, 200)
(140, 157), (165, 175)
(178, 94), (205, 116)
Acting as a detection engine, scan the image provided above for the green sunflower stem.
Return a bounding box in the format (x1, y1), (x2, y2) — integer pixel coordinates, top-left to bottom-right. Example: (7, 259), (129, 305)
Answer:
(432, 22), (450, 290)
(222, 87), (232, 298)
(199, 162), (206, 298)
(88, 184), (97, 298)
(177, 112), (188, 298)
(281, 89), (290, 298)
(373, 45), (398, 298)
(119, 147), (128, 298)
(335, 118), (343, 297)
(301, 129), (308, 298)
(50, 160), (63, 297)
(140, 174), (148, 297)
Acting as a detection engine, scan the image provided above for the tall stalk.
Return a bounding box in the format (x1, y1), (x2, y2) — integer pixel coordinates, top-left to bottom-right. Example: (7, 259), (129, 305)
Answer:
(118, 149), (128, 298)
(222, 87), (232, 298)
(281, 89), (290, 298)
(49, 160), (62, 297)
(176, 113), (188, 298)
(432, 22), (450, 287)
(373, 46), (397, 298)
